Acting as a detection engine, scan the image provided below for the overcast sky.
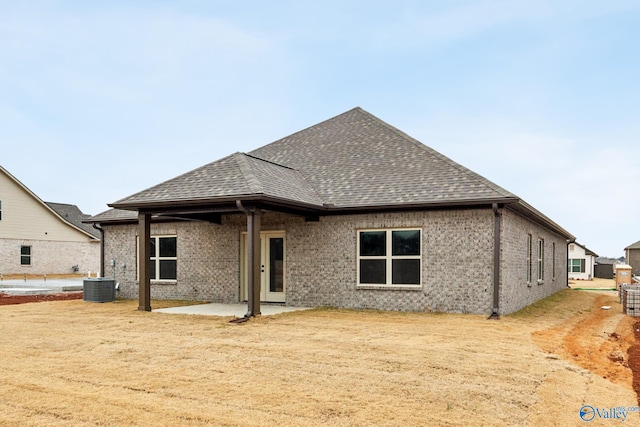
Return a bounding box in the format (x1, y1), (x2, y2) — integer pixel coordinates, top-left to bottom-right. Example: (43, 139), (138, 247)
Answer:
(2, 1), (639, 257)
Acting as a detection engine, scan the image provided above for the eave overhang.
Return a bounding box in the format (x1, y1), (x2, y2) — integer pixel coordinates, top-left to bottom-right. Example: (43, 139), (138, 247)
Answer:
(99, 194), (575, 241)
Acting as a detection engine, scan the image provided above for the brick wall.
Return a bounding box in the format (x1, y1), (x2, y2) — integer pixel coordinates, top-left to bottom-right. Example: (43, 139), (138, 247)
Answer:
(102, 207), (567, 315)
(0, 238), (100, 276)
(500, 209), (569, 314)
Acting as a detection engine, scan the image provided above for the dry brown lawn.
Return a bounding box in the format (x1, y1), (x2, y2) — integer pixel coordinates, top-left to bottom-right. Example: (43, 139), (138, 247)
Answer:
(0, 282), (637, 426)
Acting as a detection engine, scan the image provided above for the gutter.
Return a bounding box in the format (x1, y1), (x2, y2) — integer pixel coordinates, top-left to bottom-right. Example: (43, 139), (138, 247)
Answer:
(567, 238), (576, 288)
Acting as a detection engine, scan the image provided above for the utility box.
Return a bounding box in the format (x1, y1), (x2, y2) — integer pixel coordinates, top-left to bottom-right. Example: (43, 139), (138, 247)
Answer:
(83, 278), (116, 303)
(615, 264), (633, 290)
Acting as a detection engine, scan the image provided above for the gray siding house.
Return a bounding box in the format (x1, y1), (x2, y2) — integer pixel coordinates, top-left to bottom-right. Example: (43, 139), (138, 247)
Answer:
(89, 108), (574, 316)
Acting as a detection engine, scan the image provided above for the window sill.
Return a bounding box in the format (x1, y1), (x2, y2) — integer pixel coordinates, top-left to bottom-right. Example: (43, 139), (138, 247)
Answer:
(537, 280), (544, 285)
(357, 284), (422, 291)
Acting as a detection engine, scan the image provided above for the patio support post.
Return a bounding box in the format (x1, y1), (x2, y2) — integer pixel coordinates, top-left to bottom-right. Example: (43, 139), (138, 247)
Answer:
(246, 207), (262, 317)
(138, 212), (152, 312)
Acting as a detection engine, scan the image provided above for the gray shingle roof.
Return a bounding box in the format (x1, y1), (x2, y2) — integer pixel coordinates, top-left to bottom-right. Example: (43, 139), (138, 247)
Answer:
(250, 107), (516, 207)
(46, 202), (101, 239)
(111, 107), (516, 211)
(112, 152), (324, 208)
(626, 240), (640, 250)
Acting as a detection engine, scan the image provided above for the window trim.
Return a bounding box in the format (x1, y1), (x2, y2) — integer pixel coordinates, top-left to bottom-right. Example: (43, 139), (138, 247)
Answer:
(20, 245), (32, 266)
(537, 238), (544, 284)
(568, 258), (586, 273)
(526, 234), (532, 286)
(552, 242), (556, 280)
(137, 235), (177, 283)
(357, 228), (422, 289)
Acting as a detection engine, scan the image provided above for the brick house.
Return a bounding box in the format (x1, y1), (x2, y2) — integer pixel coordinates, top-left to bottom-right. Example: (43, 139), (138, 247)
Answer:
(0, 165), (100, 276)
(88, 108), (574, 316)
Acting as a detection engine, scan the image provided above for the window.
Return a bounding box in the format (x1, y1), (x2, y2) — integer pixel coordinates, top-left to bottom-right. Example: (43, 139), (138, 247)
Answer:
(526, 234), (532, 284)
(0, 200), (2, 220)
(537, 238), (544, 283)
(358, 228), (421, 286)
(569, 259), (585, 273)
(20, 246), (31, 265)
(150, 236), (177, 281)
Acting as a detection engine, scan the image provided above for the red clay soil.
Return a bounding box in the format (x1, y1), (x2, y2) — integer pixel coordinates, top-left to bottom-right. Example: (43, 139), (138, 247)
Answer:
(629, 320), (640, 406)
(0, 292), (83, 305)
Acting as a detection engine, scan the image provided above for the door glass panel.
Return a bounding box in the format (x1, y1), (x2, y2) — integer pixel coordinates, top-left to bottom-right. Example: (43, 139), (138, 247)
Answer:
(269, 238), (284, 293)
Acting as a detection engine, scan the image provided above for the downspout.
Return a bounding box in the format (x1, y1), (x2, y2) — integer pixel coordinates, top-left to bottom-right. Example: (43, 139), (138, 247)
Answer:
(567, 239), (575, 288)
(92, 223), (105, 278)
(489, 203), (502, 319)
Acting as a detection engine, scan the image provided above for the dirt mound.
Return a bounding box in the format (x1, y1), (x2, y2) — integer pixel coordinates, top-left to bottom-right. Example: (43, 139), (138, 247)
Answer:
(629, 321), (640, 405)
(0, 292), (83, 305)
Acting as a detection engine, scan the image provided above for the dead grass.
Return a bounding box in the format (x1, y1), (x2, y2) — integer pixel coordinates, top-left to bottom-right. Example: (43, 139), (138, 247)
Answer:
(0, 286), (636, 426)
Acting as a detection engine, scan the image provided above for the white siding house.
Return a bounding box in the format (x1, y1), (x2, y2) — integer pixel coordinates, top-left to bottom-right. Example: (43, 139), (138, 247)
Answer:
(568, 242), (597, 281)
(0, 166), (100, 276)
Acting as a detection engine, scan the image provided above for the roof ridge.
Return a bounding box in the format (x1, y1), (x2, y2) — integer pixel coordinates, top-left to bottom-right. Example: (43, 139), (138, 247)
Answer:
(248, 107), (364, 155)
(356, 109), (518, 199)
(234, 153), (264, 194)
(243, 153), (297, 170)
(242, 153), (327, 205)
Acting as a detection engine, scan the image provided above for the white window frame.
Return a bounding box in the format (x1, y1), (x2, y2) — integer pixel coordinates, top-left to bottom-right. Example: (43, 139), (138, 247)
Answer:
(526, 234), (532, 286)
(357, 228), (422, 289)
(569, 258), (585, 273)
(552, 242), (556, 280)
(537, 238), (544, 284)
(137, 235), (177, 283)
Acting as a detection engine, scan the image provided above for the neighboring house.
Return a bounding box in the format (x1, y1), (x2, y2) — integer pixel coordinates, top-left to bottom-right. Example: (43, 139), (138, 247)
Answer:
(594, 257), (618, 279)
(88, 107), (574, 316)
(625, 240), (640, 277)
(567, 242), (597, 280)
(0, 166), (100, 276)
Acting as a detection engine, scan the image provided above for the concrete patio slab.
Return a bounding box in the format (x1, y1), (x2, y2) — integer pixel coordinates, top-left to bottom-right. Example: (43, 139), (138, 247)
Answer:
(0, 278), (84, 294)
(154, 303), (311, 317)
(0, 288), (54, 295)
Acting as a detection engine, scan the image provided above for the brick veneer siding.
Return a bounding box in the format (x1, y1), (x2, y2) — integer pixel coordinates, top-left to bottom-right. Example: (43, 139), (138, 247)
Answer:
(0, 238), (100, 276)
(499, 209), (569, 314)
(102, 207), (567, 314)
